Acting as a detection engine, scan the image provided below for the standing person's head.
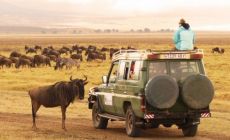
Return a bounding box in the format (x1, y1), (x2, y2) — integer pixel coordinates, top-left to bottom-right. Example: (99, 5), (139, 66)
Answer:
(179, 18), (190, 30)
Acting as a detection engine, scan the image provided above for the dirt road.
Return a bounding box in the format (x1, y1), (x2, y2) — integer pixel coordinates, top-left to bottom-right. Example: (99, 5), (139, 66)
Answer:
(0, 111), (229, 140)
(0, 91), (229, 140)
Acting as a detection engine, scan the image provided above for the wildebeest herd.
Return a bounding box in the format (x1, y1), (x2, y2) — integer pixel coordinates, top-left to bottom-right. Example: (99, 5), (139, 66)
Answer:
(0, 44), (133, 69)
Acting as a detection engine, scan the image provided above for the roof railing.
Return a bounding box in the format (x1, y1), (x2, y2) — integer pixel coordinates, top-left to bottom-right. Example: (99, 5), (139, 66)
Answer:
(112, 49), (203, 61)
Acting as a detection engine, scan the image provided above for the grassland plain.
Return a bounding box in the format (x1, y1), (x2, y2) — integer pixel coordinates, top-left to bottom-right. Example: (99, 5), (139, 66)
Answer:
(0, 33), (229, 140)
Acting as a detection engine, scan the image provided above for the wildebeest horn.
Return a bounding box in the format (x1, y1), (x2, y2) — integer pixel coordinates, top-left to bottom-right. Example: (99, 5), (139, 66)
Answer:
(70, 76), (73, 81)
(83, 75), (87, 82)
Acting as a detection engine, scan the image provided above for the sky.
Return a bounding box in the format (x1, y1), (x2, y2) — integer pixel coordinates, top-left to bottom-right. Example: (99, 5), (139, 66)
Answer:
(1, 0), (230, 31)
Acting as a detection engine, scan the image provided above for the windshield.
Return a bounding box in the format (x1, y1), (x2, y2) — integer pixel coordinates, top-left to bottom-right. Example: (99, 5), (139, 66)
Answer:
(148, 61), (202, 81)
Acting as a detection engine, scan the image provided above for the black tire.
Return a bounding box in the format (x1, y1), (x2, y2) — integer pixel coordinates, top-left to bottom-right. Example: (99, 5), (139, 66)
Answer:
(125, 106), (139, 137)
(181, 74), (214, 109)
(151, 123), (159, 128)
(145, 75), (179, 109)
(163, 123), (172, 128)
(92, 102), (108, 129)
(182, 125), (198, 137)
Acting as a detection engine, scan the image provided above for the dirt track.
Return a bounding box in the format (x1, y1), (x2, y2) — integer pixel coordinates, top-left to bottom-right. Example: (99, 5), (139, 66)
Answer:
(0, 91), (229, 140)
(0, 112), (229, 140)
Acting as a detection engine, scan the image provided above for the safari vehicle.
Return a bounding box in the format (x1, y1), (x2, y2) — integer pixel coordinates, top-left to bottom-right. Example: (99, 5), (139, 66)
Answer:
(88, 49), (214, 137)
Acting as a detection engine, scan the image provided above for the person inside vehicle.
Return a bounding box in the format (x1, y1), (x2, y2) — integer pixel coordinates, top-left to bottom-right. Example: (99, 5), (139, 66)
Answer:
(129, 61), (135, 79)
(173, 18), (195, 50)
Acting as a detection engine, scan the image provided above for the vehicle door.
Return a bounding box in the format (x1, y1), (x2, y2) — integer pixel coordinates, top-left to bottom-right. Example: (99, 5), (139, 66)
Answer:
(100, 61), (119, 114)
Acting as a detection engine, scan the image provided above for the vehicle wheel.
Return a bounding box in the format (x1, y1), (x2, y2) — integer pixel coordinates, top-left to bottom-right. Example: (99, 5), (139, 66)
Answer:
(151, 123), (159, 128)
(92, 102), (108, 129)
(125, 106), (139, 137)
(163, 123), (172, 128)
(182, 124), (198, 137)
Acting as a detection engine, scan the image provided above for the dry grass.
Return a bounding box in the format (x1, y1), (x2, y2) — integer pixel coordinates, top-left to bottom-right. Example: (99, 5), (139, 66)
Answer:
(0, 33), (230, 139)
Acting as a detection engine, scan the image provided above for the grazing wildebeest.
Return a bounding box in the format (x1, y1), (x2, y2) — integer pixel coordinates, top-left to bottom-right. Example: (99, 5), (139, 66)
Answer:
(71, 54), (83, 61)
(110, 48), (119, 59)
(9, 56), (19, 64)
(25, 45), (29, 51)
(127, 46), (136, 50)
(26, 48), (37, 54)
(212, 47), (225, 54)
(28, 76), (88, 130)
(55, 58), (81, 70)
(47, 55), (57, 62)
(35, 45), (42, 50)
(58, 48), (68, 55)
(15, 58), (32, 68)
(10, 51), (22, 58)
(21, 55), (34, 62)
(72, 44), (79, 51)
(33, 55), (51, 67)
(0, 57), (13, 68)
(48, 50), (60, 57)
(101, 47), (109, 52)
(86, 51), (106, 61)
(85, 45), (97, 56)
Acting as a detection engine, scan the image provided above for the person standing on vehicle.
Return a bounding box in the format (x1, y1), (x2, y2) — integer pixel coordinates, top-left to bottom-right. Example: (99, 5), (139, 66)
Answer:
(173, 19), (195, 50)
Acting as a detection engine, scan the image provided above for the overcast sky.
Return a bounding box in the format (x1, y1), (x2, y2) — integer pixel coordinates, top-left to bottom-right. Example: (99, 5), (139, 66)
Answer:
(1, 0), (230, 30)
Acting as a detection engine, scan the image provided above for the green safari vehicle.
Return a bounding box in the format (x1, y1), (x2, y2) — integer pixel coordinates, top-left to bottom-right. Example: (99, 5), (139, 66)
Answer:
(88, 49), (214, 137)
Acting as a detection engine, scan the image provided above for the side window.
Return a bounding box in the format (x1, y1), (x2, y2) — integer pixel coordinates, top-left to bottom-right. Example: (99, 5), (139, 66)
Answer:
(128, 61), (141, 80)
(118, 61), (130, 80)
(109, 62), (118, 83)
(149, 62), (167, 80)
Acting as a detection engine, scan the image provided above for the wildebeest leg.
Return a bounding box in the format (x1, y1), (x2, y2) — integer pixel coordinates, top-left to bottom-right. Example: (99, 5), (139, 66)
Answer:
(61, 106), (67, 130)
(31, 100), (41, 129)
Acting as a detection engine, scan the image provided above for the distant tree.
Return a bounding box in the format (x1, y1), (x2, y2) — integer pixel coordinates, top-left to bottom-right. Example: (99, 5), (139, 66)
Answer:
(52, 30), (57, 34)
(104, 29), (111, 33)
(144, 28), (151, 32)
(41, 31), (46, 34)
(73, 30), (77, 34)
(137, 29), (143, 33)
(94, 29), (102, 33)
(130, 29), (135, 32)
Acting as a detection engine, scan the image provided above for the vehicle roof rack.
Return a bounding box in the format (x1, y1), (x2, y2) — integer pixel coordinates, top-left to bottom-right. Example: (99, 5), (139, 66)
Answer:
(112, 49), (203, 61)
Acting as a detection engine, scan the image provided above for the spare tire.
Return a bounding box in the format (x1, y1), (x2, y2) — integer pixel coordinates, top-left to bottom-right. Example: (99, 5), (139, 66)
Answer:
(145, 75), (179, 109)
(181, 74), (214, 109)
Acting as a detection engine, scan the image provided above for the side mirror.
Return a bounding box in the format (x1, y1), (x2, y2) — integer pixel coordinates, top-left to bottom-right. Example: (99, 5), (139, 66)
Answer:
(102, 75), (107, 84)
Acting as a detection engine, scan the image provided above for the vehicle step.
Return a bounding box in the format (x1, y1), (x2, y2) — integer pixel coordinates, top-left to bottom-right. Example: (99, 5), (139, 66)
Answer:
(99, 113), (125, 121)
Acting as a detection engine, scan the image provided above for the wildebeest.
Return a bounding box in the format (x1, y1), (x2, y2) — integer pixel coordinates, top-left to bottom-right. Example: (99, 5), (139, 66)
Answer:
(15, 58), (32, 68)
(101, 47), (109, 52)
(33, 55), (51, 67)
(55, 58), (81, 70)
(47, 55), (57, 62)
(87, 52), (106, 61)
(25, 45), (29, 51)
(35, 45), (42, 50)
(28, 76), (88, 130)
(212, 47), (225, 54)
(20, 55), (34, 62)
(71, 54), (83, 61)
(110, 48), (119, 59)
(72, 44), (79, 51)
(26, 48), (37, 54)
(58, 48), (68, 55)
(9, 56), (19, 64)
(0, 57), (13, 68)
(85, 45), (97, 56)
(10, 51), (22, 58)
